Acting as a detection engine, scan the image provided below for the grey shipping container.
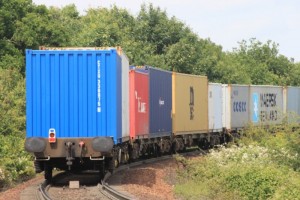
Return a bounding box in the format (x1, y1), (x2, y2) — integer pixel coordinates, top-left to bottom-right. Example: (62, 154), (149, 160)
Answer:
(222, 84), (250, 130)
(230, 85), (250, 129)
(250, 85), (284, 125)
(286, 86), (300, 122)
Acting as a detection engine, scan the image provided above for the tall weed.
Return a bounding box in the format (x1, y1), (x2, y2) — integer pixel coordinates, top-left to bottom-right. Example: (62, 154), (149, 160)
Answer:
(240, 123), (300, 171)
(175, 143), (300, 200)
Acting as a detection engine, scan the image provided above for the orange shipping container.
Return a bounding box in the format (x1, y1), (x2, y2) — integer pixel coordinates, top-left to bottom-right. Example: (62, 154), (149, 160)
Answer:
(172, 72), (208, 134)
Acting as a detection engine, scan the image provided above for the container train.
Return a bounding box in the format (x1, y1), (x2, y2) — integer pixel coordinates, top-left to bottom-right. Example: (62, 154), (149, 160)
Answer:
(25, 47), (300, 180)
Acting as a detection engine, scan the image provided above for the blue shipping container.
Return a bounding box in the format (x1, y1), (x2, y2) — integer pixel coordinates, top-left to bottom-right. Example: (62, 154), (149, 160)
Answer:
(149, 67), (172, 137)
(26, 49), (122, 144)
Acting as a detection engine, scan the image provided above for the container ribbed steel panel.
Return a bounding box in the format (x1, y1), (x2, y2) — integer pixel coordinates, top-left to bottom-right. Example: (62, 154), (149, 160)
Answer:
(230, 85), (250, 129)
(222, 84), (231, 129)
(26, 48), (126, 144)
(121, 52), (130, 140)
(129, 70), (149, 138)
(149, 67), (172, 137)
(249, 85), (284, 125)
(286, 86), (300, 122)
(208, 83), (223, 132)
(172, 72), (208, 134)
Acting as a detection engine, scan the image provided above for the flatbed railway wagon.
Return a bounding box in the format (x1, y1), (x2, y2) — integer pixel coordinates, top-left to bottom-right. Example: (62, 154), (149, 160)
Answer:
(25, 47), (130, 180)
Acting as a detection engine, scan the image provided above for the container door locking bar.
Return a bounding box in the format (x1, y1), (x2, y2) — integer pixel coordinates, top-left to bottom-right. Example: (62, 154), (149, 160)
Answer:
(65, 142), (74, 170)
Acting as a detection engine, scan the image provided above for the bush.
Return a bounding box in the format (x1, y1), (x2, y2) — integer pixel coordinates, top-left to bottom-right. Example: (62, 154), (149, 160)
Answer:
(0, 134), (35, 190)
(0, 66), (35, 190)
(240, 123), (300, 171)
(174, 143), (300, 200)
(0, 67), (25, 136)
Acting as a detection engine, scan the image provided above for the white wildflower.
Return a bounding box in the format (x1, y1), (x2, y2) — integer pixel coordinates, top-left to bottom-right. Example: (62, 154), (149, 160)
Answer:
(0, 168), (5, 180)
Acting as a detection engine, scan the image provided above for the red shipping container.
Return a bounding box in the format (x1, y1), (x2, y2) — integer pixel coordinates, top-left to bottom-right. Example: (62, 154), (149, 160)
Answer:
(129, 70), (149, 139)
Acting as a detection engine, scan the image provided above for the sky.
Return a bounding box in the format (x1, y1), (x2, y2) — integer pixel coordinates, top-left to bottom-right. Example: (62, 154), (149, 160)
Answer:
(32, 0), (300, 62)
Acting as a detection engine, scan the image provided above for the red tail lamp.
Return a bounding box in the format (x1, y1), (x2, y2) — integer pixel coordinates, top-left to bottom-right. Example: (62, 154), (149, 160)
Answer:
(79, 141), (85, 147)
(48, 128), (56, 143)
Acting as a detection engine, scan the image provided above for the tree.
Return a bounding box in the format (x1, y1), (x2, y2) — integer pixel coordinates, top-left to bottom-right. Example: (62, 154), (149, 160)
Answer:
(13, 4), (80, 50)
(0, 0), (33, 72)
(135, 4), (188, 55)
(0, 68), (25, 136)
(217, 38), (294, 85)
(288, 63), (300, 86)
(165, 35), (200, 73)
(74, 6), (130, 47)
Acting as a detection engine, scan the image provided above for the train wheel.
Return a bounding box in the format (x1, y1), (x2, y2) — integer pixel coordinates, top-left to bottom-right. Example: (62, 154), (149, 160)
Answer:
(106, 157), (117, 174)
(225, 133), (233, 143)
(34, 160), (43, 173)
(155, 144), (161, 157)
(198, 138), (209, 150)
(44, 163), (53, 181)
(99, 161), (105, 180)
(166, 140), (172, 155)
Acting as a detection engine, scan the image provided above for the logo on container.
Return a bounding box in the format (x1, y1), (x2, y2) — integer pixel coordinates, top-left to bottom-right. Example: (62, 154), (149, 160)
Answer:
(159, 98), (165, 106)
(233, 101), (247, 112)
(252, 93), (259, 122)
(135, 91), (146, 113)
(189, 87), (194, 120)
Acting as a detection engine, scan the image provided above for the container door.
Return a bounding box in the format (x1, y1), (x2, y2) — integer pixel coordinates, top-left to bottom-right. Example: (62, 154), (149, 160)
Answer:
(129, 71), (149, 138)
(149, 68), (172, 137)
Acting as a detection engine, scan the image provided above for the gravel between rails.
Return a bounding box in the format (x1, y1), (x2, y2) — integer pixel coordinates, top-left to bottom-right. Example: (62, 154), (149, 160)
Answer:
(119, 158), (178, 200)
(47, 172), (109, 200)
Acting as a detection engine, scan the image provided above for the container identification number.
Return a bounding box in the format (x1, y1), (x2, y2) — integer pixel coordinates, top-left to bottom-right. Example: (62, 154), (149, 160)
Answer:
(97, 60), (101, 112)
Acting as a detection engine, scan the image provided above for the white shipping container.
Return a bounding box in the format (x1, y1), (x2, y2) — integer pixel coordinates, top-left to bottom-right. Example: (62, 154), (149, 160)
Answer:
(208, 83), (223, 132)
(222, 85), (231, 130)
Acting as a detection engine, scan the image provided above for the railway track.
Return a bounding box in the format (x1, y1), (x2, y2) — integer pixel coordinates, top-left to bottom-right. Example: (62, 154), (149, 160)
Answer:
(37, 180), (51, 200)
(26, 149), (203, 200)
(100, 155), (173, 200)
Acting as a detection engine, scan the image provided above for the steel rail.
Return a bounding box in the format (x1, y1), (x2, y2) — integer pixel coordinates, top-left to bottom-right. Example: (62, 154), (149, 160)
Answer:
(100, 155), (176, 200)
(36, 180), (52, 200)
